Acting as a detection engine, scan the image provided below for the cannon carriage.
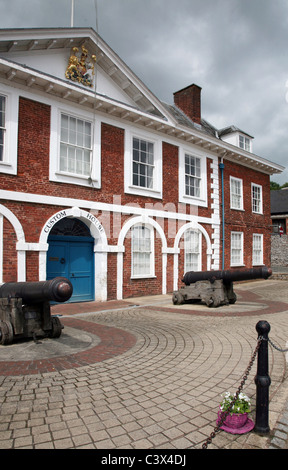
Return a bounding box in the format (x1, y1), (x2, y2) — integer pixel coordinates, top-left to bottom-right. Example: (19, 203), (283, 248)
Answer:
(0, 277), (73, 345)
(172, 266), (272, 308)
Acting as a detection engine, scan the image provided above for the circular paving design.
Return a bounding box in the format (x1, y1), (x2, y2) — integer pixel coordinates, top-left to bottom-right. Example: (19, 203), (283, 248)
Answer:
(0, 318), (136, 376)
(1, 285), (288, 377)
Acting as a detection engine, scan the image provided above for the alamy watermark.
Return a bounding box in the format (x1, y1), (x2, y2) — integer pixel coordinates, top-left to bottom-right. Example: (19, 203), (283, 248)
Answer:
(89, 194), (200, 242)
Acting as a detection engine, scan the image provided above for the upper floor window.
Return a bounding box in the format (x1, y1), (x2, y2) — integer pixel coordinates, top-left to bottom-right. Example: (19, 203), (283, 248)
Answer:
(132, 137), (154, 189)
(179, 146), (207, 207)
(185, 154), (201, 198)
(219, 129), (253, 153)
(252, 183), (263, 214)
(131, 224), (154, 278)
(184, 230), (201, 272)
(230, 176), (243, 210)
(0, 87), (18, 175)
(50, 103), (101, 188)
(125, 129), (162, 199)
(60, 113), (92, 177)
(0, 95), (5, 161)
(239, 135), (251, 152)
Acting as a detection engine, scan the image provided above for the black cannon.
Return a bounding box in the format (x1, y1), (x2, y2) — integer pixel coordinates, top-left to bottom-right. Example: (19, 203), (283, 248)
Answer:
(0, 277), (73, 345)
(172, 267), (272, 308)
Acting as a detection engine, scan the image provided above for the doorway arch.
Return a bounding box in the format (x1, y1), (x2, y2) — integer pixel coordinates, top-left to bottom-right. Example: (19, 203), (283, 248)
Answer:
(39, 207), (108, 302)
(47, 218), (95, 302)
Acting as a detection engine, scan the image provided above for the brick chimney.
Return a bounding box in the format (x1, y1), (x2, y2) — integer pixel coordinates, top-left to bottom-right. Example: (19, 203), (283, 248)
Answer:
(173, 84), (202, 125)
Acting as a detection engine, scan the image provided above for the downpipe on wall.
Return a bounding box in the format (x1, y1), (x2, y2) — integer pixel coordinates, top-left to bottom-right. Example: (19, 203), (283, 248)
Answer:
(219, 158), (225, 270)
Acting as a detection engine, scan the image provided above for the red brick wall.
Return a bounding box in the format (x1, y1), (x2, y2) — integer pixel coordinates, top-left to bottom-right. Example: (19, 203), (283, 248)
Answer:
(176, 224), (211, 290)
(122, 230), (163, 299)
(162, 141), (178, 208)
(18, 97), (51, 192)
(173, 84), (202, 124)
(101, 123), (125, 201)
(107, 252), (117, 300)
(2, 217), (17, 282)
(0, 96), (215, 216)
(221, 159), (271, 269)
(1, 201), (73, 282)
(0, 94), (273, 298)
(7, 97), (210, 208)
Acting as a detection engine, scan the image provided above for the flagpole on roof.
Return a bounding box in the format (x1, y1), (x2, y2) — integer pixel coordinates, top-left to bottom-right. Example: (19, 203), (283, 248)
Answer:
(71, 0), (74, 27)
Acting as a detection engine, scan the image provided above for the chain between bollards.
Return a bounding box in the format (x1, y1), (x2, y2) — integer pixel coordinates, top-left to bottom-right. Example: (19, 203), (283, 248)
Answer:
(202, 320), (288, 448)
(266, 336), (288, 352)
(202, 334), (262, 449)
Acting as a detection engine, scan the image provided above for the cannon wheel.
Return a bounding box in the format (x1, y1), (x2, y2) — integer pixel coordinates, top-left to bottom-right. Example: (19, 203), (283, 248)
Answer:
(229, 292), (237, 304)
(209, 298), (222, 308)
(172, 292), (184, 305)
(0, 320), (14, 345)
(203, 295), (221, 308)
(49, 316), (63, 338)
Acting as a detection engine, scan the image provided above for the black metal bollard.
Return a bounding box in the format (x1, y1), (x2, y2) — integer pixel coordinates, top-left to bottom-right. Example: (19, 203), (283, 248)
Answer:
(254, 320), (271, 434)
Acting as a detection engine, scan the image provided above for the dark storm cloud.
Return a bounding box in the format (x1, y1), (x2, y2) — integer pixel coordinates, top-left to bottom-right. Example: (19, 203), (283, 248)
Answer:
(0, 0), (287, 181)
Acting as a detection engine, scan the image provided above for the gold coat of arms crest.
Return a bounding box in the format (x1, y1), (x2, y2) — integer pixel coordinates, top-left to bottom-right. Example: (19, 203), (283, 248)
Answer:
(65, 45), (96, 87)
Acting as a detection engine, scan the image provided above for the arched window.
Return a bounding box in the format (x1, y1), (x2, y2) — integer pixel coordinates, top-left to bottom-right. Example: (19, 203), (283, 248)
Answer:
(131, 224), (154, 278)
(184, 229), (201, 272)
(49, 218), (91, 237)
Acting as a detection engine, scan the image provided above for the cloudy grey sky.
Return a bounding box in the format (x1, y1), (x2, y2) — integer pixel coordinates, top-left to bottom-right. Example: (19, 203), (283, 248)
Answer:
(0, 0), (288, 183)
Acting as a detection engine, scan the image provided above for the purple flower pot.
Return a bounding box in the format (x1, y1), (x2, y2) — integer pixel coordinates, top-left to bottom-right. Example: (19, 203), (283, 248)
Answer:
(218, 410), (248, 428)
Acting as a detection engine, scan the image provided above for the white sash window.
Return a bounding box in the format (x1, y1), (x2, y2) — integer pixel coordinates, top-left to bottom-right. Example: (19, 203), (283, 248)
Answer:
(184, 230), (201, 272)
(131, 225), (154, 278)
(0, 95), (5, 162)
(252, 234), (263, 265)
(231, 232), (244, 266)
(230, 177), (243, 210)
(185, 154), (201, 198)
(252, 183), (263, 214)
(132, 137), (154, 189)
(60, 113), (92, 177)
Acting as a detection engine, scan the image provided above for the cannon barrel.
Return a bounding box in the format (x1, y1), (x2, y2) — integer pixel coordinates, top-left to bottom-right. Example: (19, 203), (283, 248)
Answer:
(182, 266), (272, 286)
(0, 277), (73, 304)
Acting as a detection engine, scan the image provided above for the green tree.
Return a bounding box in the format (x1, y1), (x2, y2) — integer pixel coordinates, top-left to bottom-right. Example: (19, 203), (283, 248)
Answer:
(270, 181), (281, 190)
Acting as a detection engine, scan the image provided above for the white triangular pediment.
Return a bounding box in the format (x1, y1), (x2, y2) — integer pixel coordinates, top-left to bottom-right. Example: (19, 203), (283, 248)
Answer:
(1, 47), (138, 108)
(0, 28), (173, 122)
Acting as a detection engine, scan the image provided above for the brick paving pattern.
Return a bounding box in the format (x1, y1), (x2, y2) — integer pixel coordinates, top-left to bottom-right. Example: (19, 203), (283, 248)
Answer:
(0, 280), (287, 450)
(0, 319), (136, 376)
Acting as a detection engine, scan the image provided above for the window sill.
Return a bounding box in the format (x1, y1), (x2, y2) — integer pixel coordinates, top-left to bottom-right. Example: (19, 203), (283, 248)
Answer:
(52, 171), (100, 188)
(125, 185), (162, 199)
(55, 170), (92, 180)
(179, 194), (208, 208)
(0, 161), (17, 175)
(130, 275), (157, 280)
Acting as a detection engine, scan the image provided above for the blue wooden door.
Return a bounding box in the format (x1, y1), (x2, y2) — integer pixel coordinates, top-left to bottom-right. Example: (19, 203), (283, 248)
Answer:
(47, 236), (94, 302)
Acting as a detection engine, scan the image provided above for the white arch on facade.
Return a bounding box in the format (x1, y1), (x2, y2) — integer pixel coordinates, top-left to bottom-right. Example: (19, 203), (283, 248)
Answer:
(39, 207), (109, 301)
(0, 204), (26, 282)
(173, 221), (213, 291)
(117, 215), (168, 300)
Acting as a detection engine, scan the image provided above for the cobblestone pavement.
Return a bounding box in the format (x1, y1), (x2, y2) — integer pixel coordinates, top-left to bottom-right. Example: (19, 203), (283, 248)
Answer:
(0, 280), (288, 451)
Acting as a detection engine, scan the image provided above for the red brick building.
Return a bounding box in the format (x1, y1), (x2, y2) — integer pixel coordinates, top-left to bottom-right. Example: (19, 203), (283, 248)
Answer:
(0, 28), (283, 302)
